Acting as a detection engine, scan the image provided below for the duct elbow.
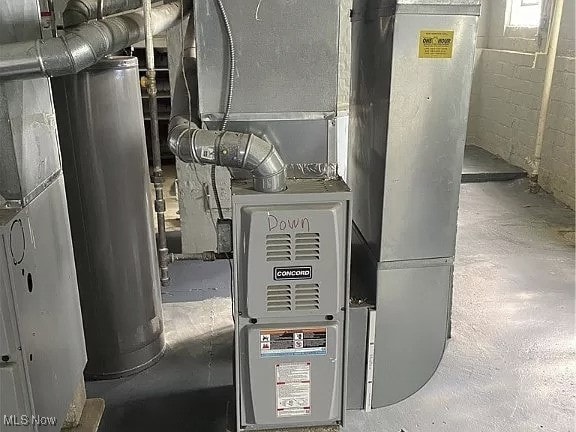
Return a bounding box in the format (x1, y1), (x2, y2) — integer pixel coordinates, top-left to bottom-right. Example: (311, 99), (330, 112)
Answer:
(201, 130), (286, 193)
(63, 0), (145, 27)
(246, 135), (287, 193)
(63, 0), (90, 27)
(168, 119), (286, 193)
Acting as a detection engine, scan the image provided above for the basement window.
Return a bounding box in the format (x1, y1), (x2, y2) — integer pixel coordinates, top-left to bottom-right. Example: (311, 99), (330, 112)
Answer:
(508, 0), (542, 27)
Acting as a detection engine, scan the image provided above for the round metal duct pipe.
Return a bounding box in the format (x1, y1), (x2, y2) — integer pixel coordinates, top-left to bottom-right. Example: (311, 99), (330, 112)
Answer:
(53, 56), (165, 379)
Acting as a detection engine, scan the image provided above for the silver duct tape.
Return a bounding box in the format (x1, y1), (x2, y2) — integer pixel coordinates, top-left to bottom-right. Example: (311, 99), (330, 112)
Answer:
(229, 163), (339, 180)
(286, 163), (339, 179)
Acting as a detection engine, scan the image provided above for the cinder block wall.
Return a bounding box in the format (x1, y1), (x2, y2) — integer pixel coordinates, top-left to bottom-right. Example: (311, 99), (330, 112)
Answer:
(467, 0), (575, 208)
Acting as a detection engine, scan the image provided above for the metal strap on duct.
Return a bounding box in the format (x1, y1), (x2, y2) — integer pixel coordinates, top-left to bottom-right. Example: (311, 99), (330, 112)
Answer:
(0, 1), (190, 80)
(63, 0), (144, 27)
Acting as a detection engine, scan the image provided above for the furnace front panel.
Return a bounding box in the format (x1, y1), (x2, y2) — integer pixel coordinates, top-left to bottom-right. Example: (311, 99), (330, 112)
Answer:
(232, 179), (351, 431)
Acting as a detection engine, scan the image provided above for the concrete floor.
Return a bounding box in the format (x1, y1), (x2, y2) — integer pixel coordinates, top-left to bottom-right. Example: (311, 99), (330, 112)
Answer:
(87, 179), (575, 432)
(462, 145), (526, 183)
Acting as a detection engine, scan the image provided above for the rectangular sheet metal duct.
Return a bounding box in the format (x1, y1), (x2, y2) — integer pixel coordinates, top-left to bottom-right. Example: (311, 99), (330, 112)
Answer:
(194, 0), (340, 176)
(347, 0), (480, 408)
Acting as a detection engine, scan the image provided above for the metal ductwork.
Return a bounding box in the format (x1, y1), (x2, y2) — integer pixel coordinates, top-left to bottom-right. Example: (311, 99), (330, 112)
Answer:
(63, 0), (143, 27)
(168, 60), (287, 194)
(169, 117), (287, 193)
(0, 0), (189, 80)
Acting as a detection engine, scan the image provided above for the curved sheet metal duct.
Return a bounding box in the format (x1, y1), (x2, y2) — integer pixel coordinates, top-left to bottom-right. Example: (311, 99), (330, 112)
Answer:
(169, 119), (287, 194)
(63, 0), (143, 27)
(0, 1), (190, 80)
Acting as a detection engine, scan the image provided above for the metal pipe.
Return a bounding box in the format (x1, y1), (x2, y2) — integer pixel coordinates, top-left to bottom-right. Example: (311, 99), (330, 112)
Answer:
(168, 117), (287, 193)
(97, 0), (104, 20)
(530, 0), (565, 193)
(63, 0), (143, 27)
(48, 0), (58, 37)
(0, 1), (190, 80)
(169, 251), (231, 262)
(142, 0), (169, 287)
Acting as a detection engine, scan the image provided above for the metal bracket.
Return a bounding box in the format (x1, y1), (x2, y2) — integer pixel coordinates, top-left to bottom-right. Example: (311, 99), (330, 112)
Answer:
(202, 183), (211, 212)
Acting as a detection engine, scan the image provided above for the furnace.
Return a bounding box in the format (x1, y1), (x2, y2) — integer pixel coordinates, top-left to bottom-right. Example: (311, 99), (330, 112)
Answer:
(231, 179), (352, 430)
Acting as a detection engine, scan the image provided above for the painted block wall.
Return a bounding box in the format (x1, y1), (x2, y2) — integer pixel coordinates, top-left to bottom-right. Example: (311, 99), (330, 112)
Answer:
(467, 0), (575, 208)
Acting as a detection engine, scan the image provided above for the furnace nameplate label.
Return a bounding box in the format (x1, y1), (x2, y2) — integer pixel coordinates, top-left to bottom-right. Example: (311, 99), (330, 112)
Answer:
(419, 30), (454, 59)
(273, 266), (312, 281)
(261, 328), (327, 357)
(276, 362), (311, 417)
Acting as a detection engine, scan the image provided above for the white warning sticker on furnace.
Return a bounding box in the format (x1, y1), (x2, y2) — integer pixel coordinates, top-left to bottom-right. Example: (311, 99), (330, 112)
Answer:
(260, 328), (327, 358)
(275, 362), (311, 417)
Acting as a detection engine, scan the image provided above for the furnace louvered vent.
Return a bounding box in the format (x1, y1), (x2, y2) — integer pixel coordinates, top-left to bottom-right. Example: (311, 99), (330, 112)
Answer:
(266, 284), (321, 312)
(266, 233), (321, 262)
(266, 285), (292, 311)
(266, 234), (291, 261)
(294, 284), (320, 310)
(295, 233), (320, 260)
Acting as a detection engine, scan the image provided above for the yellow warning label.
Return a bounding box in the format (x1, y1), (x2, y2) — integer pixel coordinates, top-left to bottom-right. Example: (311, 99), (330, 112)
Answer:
(419, 30), (454, 59)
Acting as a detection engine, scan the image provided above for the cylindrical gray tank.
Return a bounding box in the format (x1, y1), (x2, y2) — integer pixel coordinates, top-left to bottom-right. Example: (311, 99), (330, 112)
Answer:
(53, 56), (165, 379)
